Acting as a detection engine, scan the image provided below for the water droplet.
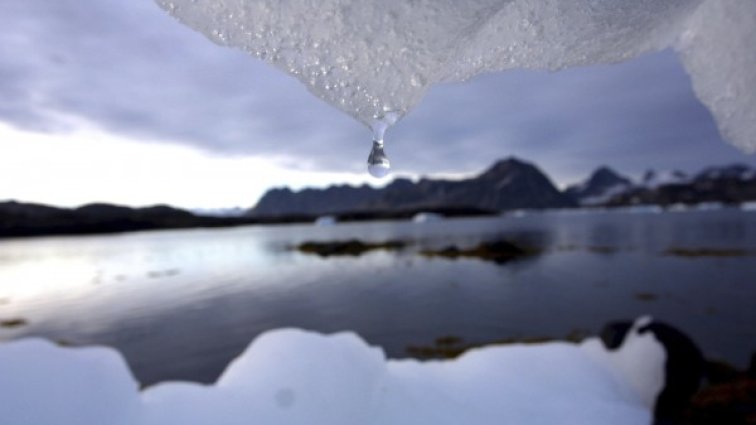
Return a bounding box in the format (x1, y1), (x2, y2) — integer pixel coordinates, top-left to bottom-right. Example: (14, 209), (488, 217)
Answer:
(365, 111), (402, 178)
(367, 140), (390, 178)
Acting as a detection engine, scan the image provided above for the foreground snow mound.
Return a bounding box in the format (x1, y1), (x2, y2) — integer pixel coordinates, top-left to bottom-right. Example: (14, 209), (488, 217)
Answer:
(0, 339), (140, 425)
(156, 0), (756, 151)
(0, 320), (664, 425)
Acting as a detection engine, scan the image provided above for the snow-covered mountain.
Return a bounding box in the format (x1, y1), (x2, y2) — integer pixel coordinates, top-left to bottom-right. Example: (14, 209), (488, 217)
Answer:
(567, 164), (756, 207)
(694, 164), (756, 182)
(564, 167), (633, 206)
(639, 170), (690, 189)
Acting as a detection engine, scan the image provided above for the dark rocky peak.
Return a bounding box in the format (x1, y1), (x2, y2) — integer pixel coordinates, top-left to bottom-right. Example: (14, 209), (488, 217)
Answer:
(477, 157), (533, 181)
(589, 166), (632, 188)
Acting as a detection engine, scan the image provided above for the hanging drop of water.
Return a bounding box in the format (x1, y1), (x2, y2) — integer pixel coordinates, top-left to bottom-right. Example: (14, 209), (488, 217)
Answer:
(367, 139), (390, 178)
(366, 110), (400, 178)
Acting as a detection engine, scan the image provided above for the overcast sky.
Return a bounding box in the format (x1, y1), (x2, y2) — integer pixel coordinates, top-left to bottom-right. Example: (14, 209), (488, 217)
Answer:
(1, 0), (754, 209)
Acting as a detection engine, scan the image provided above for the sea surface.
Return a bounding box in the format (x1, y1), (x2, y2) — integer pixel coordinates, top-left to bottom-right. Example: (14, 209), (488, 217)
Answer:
(1, 208), (755, 386)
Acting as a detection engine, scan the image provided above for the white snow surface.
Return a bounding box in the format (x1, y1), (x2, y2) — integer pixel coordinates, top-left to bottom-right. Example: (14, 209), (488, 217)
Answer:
(640, 170), (690, 189)
(0, 318), (666, 425)
(155, 0), (756, 151)
(580, 182), (632, 206)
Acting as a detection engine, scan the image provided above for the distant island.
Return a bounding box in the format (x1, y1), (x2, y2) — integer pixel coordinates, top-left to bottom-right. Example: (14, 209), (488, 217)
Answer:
(3, 158), (756, 238)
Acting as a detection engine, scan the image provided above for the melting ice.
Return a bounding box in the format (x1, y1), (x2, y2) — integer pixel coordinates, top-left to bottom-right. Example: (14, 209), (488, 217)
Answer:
(156, 0), (756, 156)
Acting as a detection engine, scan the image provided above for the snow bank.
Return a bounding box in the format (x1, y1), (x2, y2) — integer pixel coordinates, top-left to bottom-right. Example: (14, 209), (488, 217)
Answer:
(0, 339), (141, 425)
(155, 0), (756, 151)
(0, 318), (666, 425)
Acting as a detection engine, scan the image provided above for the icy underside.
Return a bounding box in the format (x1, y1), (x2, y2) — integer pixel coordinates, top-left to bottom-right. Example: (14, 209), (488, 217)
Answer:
(0, 319), (665, 425)
(155, 0), (756, 151)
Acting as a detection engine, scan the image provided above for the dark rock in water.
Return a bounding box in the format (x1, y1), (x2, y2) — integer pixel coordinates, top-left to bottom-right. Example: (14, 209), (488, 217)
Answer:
(420, 239), (536, 264)
(0, 318), (27, 328)
(295, 239), (406, 257)
(406, 336), (469, 360)
(406, 333), (557, 360)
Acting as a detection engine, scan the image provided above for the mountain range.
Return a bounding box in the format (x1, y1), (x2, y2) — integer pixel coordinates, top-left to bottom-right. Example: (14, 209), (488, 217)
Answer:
(565, 164), (756, 207)
(0, 202), (302, 238)
(3, 158), (756, 238)
(251, 158), (575, 217)
(251, 158), (756, 217)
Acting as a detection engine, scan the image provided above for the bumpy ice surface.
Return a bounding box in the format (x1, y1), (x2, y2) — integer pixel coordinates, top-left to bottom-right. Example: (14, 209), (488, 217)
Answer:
(155, 0), (756, 151)
(0, 318), (665, 425)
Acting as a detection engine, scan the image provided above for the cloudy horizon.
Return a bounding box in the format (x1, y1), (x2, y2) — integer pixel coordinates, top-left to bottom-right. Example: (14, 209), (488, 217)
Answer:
(1, 0), (755, 209)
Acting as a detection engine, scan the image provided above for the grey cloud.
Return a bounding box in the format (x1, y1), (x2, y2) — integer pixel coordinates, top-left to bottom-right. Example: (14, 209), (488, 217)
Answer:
(0, 0), (365, 163)
(0, 0), (754, 185)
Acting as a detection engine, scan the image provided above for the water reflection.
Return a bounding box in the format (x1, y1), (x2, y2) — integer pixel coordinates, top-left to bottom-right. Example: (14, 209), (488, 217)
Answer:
(0, 210), (755, 385)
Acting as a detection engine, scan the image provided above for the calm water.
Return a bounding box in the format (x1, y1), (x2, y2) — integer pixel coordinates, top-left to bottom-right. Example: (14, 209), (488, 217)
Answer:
(1, 209), (755, 386)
